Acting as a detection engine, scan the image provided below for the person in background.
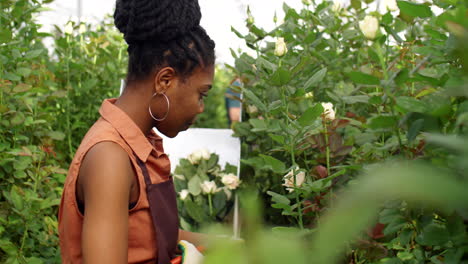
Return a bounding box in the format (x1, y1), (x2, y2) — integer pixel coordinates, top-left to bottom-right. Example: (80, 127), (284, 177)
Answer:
(225, 77), (242, 125)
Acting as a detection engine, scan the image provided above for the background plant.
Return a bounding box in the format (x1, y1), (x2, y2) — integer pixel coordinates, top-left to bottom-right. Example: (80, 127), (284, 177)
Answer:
(231, 0), (468, 262)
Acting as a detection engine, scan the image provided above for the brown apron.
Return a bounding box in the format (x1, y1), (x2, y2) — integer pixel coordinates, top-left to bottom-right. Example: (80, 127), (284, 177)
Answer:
(136, 157), (179, 264)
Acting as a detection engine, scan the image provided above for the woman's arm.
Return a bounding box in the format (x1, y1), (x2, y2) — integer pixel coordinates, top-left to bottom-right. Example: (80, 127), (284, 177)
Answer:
(79, 142), (134, 264)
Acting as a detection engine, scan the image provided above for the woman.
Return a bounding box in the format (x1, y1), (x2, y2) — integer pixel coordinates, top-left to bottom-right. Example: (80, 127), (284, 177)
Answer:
(58, 0), (216, 263)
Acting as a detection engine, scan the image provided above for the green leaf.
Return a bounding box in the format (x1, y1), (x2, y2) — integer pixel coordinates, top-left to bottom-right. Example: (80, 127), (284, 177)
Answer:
(231, 26), (244, 39)
(397, 1), (432, 18)
(298, 104), (324, 127)
(249, 118), (268, 132)
(184, 199), (206, 223)
(396, 96), (428, 113)
(4, 72), (21, 81)
(0, 29), (12, 44)
(0, 240), (18, 256)
(188, 176), (202, 196)
(347, 71), (380, 85)
(9, 186), (24, 211)
(16, 67), (32, 77)
(303, 68), (327, 90)
(243, 90), (267, 112)
(269, 134), (285, 144)
(350, 0), (361, 10)
(13, 83), (32, 93)
(267, 191), (290, 205)
(417, 223), (450, 246)
(407, 119), (424, 142)
(48, 131), (66, 141)
(259, 154), (286, 172)
(271, 67), (291, 86)
(25, 49), (44, 59)
(368, 116), (398, 130)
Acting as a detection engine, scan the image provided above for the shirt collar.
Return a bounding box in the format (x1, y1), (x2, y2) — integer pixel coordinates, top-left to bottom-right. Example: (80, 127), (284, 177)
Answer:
(99, 98), (164, 162)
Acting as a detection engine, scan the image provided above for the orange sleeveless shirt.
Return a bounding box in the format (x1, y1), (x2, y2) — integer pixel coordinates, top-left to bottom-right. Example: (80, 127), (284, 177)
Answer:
(58, 98), (172, 263)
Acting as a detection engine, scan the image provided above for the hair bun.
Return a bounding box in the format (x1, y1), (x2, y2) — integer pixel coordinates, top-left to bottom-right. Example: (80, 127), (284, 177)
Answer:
(114, 0), (202, 44)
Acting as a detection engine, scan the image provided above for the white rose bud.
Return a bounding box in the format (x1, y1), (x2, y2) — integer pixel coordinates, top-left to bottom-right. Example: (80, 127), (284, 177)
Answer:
(200, 148), (211, 160)
(247, 105), (258, 114)
(332, 0), (343, 13)
(282, 169), (306, 193)
(64, 22), (74, 35)
(201, 181), (219, 194)
(188, 149), (211, 164)
(179, 189), (190, 201)
(304, 92), (314, 99)
(274, 37), (288, 57)
(381, 0), (398, 12)
(221, 173), (241, 190)
(321, 102), (336, 121)
(79, 24), (87, 34)
(302, 0), (311, 5)
(359, 15), (379, 39)
(188, 152), (202, 164)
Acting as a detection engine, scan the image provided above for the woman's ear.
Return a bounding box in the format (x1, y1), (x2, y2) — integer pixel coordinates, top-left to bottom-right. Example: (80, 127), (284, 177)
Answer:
(154, 67), (176, 93)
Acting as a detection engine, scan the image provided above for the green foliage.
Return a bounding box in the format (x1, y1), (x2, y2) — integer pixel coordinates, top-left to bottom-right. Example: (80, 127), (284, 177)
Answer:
(204, 161), (468, 264)
(230, 0), (468, 262)
(0, 1), (126, 262)
(173, 150), (239, 231)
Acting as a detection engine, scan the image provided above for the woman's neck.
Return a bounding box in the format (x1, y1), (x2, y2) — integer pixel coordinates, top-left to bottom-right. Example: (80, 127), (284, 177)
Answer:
(114, 83), (154, 136)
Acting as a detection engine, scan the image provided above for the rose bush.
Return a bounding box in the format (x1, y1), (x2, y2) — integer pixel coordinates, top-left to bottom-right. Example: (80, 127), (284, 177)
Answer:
(231, 0), (468, 262)
(173, 150), (239, 231)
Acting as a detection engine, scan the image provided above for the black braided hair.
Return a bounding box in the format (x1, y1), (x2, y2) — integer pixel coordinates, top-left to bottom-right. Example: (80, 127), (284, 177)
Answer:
(114, 0), (216, 82)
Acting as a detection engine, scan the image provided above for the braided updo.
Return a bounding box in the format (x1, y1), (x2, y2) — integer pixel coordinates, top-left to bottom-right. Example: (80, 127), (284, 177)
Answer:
(114, 0), (215, 82)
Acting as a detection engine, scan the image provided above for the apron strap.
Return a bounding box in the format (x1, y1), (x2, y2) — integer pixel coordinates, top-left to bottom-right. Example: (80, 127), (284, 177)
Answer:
(136, 157), (152, 187)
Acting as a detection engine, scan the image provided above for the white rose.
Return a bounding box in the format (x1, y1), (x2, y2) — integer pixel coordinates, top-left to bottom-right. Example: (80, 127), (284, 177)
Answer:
(282, 169), (306, 193)
(332, 0), (343, 13)
(78, 24), (87, 34)
(188, 149), (211, 164)
(200, 149), (211, 160)
(200, 181), (219, 194)
(274, 37), (288, 57)
(305, 92), (314, 99)
(221, 173), (241, 190)
(247, 105), (258, 114)
(359, 15), (379, 39)
(321, 102), (336, 121)
(381, 0), (398, 12)
(64, 22), (74, 35)
(179, 189), (190, 201)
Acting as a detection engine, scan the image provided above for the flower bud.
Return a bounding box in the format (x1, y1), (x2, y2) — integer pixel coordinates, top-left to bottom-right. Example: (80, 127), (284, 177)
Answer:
(321, 102), (336, 121)
(179, 189), (189, 201)
(64, 22), (74, 35)
(381, 0), (398, 12)
(78, 24), (87, 34)
(221, 173), (241, 190)
(283, 169), (306, 193)
(247, 105), (258, 114)
(274, 37), (288, 57)
(359, 15), (379, 39)
(200, 181), (219, 194)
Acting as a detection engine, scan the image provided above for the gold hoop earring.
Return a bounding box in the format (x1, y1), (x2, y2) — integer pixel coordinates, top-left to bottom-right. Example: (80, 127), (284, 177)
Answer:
(148, 93), (170, 122)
